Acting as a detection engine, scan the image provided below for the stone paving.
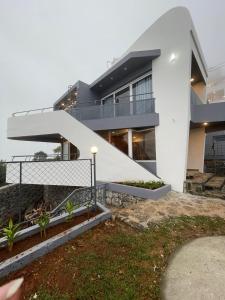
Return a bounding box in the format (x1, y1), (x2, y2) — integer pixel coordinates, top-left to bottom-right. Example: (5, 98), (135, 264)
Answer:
(162, 236), (225, 300)
(111, 191), (225, 230)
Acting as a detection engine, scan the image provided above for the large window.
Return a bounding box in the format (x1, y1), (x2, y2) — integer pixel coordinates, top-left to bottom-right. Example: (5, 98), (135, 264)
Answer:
(97, 127), (155, 160)
(133, 76), (152, 114)
(132, 128), (156, 160)
(98, 129), (128, 155)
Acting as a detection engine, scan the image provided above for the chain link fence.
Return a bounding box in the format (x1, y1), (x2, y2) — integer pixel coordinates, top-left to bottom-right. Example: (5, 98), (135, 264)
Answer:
(2, 158), (99, 223)
(6, 159), (92, 187)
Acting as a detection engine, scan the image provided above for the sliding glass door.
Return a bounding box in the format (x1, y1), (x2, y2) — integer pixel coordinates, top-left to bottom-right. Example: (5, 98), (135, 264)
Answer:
(132, 76), (152, 114)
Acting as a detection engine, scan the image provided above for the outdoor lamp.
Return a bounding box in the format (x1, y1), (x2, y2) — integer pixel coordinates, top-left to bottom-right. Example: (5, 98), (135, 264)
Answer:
(91, 146), (98, 154)
(169, 53), (176, 63)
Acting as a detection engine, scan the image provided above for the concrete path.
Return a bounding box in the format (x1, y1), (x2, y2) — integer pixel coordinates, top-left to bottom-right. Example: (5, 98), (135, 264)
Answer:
(162, 236), (225, 300)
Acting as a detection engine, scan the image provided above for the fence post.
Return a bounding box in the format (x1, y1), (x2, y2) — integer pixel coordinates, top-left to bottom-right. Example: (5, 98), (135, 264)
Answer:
(91, 146), (98, 209)
(93, 153), (97, 208)
(19, 162), (22, 222)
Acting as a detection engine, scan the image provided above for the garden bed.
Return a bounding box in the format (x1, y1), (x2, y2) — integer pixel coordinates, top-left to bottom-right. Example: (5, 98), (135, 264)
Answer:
(106, 181), (171, 199)
(0, 203), (111, 278)
(0, 210), (99, 261)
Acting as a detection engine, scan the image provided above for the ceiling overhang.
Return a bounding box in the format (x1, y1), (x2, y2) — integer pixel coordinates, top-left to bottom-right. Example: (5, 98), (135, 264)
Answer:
(90, 50), (161, 93)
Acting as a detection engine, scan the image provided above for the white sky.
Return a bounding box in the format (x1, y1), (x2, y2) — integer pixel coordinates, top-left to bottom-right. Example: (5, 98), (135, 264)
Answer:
(0, 0), (225, 160)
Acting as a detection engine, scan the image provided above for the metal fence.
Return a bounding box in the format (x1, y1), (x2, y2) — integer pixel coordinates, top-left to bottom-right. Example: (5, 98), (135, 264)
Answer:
(11, 93), (155, 121)
(6, 159), (92, 187)
(3, 157), (99, 222)
(69, 95), (155, 121)
(205, 143), (225, 159)
(51, 183), (106, 216)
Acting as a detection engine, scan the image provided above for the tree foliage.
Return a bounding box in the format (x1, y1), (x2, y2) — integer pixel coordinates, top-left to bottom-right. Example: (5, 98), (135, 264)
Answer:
(33, 151), (48, 161)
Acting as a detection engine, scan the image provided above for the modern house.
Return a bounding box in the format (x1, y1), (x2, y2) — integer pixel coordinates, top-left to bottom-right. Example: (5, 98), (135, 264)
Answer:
(7, 7), (225, 192)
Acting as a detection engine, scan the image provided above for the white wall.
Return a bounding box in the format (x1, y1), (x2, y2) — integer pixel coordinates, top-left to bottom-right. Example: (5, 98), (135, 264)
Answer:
(124, 7), (199, 191)
(187, 127), (205, 172)
(7, 110), (158, 183)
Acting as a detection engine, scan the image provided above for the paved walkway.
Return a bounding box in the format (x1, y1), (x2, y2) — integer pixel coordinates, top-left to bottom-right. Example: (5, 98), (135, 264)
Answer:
(162, 236), (225, 300)
(112, 191), (225, 229)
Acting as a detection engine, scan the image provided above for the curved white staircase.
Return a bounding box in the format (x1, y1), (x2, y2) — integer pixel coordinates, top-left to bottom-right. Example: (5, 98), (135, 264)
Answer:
(7, 110), (159, 183)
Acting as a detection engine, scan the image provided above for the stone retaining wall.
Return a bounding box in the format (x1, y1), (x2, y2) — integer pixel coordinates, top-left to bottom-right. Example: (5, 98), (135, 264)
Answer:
(0, 184), (44, 222)
(105, 190), (143, 208)
(43, 185), (78, 209)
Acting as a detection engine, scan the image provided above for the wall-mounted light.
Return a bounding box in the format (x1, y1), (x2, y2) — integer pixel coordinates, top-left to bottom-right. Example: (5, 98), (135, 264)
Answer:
(169, 53), (176, 63)
(91, 146), (98, 154)
(203, 122), (208, 126)
(190, 78), (194, 82)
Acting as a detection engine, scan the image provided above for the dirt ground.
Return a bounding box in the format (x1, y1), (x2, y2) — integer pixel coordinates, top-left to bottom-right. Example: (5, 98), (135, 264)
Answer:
(2, 217), (225, 300)
(111, 191), (225, 229)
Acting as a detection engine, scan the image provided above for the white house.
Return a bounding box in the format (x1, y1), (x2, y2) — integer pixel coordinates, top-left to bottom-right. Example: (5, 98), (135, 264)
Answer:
(7, 7), (225, 192)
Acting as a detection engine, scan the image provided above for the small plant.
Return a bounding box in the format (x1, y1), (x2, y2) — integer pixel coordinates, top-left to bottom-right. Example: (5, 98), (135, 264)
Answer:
(37, 213), (50, 238)
(3, 218), (20, 252)
(65, 200), (75, 221)
(120, 180), (165, 190)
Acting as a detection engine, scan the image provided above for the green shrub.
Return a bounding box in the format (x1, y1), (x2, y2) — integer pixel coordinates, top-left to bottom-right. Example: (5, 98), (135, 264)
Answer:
(120, 180), (164, 190)
(37, 213), (50, 238)
(3, 218), (20, 252)
(64, 200), (75, 221)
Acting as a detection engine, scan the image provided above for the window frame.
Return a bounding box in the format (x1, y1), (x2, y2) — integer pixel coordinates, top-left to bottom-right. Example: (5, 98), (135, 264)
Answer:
(101, 72), (152, 105)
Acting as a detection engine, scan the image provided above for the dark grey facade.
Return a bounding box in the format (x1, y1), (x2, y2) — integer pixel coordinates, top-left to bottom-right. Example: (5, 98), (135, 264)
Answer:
(52, 50), (162, 174)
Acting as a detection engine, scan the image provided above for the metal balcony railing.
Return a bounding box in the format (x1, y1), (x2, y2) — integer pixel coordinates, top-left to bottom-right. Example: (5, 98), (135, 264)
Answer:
(11, 93), (155, 120)
(11, 153), (69, 161)
(69, 95), (155, 121)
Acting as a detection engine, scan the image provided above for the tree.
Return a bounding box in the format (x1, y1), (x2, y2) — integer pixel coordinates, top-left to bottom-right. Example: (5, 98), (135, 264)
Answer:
(53, 145), (61, 154)
(53, 145), (62, 160)
(33, 151), (48, 161)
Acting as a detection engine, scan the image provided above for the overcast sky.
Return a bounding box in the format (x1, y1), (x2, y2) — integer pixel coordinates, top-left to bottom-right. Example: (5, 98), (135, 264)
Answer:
(0, 0), (225, 160)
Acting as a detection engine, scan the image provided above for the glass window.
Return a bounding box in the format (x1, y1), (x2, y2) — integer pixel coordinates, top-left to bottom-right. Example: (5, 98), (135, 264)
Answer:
(115, 87), (130, 116)
(132, 76), (152, 100)
(132, 128), (156, 160)
(97, 129), (128, 155)
(115, 87), (130, 103)
(111, 129), (128, 155)
(103, 95), (114, 105)
(102, 95), (114, 118)
(132, 76), (152, 114)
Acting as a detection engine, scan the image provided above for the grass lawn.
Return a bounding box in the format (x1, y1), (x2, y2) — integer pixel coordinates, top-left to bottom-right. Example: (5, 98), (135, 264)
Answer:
(2, 216), (225, 299)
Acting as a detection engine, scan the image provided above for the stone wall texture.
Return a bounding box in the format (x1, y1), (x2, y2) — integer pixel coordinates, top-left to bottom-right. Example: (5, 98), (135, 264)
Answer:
(0, 184), (44, 223)
(105, 190), (143, 208)
(43, 185), (78, 209)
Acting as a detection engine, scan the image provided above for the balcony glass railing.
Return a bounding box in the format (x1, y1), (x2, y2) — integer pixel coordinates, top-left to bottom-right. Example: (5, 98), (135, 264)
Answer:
(11, 94), (155, 119)
(69, 94), (155, 121)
